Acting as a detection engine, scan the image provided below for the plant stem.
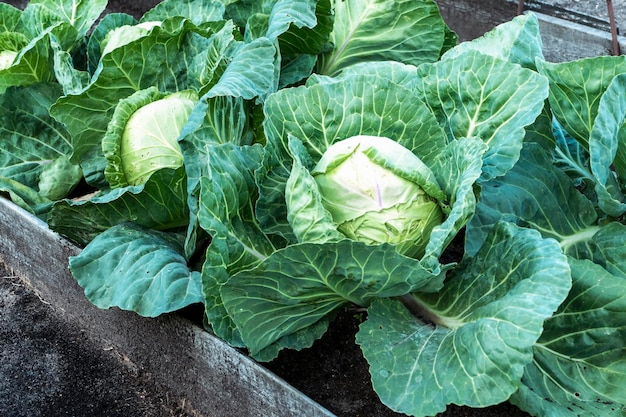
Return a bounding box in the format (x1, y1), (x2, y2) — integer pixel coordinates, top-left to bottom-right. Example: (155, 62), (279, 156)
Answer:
(398, 294), (441, 327)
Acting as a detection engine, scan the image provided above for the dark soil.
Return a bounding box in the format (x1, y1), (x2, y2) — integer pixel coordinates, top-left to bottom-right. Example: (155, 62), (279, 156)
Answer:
(0, 263), (200, 417)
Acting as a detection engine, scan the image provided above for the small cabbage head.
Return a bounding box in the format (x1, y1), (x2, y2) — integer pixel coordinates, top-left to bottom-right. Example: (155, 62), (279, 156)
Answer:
(103, 87), (198, 187)
(312, 135), (446, 258)
(101, 21), (162, 55)
(0, 50), (17, 70)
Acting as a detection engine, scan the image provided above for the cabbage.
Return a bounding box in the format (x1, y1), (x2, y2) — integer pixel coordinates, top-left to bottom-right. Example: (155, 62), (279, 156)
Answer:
(312, 135), (445, 257)
(0, 50), (17, 70)
(103, 87), (198, 187)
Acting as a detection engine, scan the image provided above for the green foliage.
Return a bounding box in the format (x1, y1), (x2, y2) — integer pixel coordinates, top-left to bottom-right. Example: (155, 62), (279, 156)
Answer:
(2, 3), (626, 416)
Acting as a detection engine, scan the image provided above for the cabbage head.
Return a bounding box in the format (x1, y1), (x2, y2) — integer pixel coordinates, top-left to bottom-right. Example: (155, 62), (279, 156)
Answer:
(0, 50), (17, 70)
(312, 135), (446, 258)
(103, 87), (198, 187)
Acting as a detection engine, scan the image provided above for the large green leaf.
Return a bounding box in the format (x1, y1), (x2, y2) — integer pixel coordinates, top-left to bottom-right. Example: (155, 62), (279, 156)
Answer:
(69, 222), (202, 317)
(203, 36), (278, 99)
(141, 0), (225, 25)
(26, 0), (107, 42)
(317, 0), (450, 76)
(466, 143), (598, 256)
(222, 239), (445, 358)
(0, 25), (56, 93)
(195, 143), (278, 346)
(0, 83), (81, 203)
(537, 55), (626, 149)
(511, 258), (626, 417)
(415, 49), (549, 181)
(441, 13), (543, 70)
(588, 73), (626, 216)
(467, 143), (626, 276)
(47, 167), (188, 246)
(259, 71), (447, 239)
(357, 222), (571, 416)
(0, 3), (22, 33)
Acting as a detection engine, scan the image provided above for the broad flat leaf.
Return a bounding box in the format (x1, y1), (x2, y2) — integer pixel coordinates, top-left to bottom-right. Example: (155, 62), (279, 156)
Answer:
(0, 83), (80, 202)
(259, 71), (446, 239)
(141, 0), (225, 25)
(442, 13), (543, 69)
(204, 36), (278, 100)
(69, 222), (202, 317)
(537, 55), (626, 149)
(196, 143), (277, 346)
(588, 73), (626, 216)
(415, 49), (549, 181)
(275, 0), (333, 56)
(47, 167), (188, 246)
(357, 222), (571, 416)
(466, 143), (598, 257)
(0, 3), (22, 33)
(467, 143), (626, 276)
(511, 258), (626, 416)
(86, 13), (137, 74)
(25, 0), (107, 41)
(318, 0), (449, 76)
(222, 239), (445, 357)
(0, 25), (56, 93)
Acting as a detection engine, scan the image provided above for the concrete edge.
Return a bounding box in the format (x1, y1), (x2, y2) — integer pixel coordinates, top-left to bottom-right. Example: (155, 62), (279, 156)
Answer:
(533, 11), (626, 62)
(0, 197), (335, 417)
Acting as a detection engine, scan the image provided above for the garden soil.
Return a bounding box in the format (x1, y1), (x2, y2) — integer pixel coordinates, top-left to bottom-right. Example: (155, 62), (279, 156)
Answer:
(1, 1), (625, 416)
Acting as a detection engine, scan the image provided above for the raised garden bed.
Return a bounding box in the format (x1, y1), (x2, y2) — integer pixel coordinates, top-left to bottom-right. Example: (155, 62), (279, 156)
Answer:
(1, 1), (625, 417)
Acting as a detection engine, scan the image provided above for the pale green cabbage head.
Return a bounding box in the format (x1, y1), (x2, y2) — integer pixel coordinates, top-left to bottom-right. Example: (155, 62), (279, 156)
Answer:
(119, 90), (197, 185)
(312, 135), (446, 258)
(0, 50), (17, 70)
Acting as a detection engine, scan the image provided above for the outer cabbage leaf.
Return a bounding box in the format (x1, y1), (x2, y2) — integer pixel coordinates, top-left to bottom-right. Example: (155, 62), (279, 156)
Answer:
(221, 239), (446, 359)
(24, 0), (107, 44)
(0, 25), (57, 93)
(317, 0), (451, 76)
(180, 94), (254, 258)
(0, 83), (81, 205)
(536, 55), (626, 149)
(466, 143), (597, 255)
(415, 49), (549, 181)
(511, 258), (626, 416)
(68, 222), (202, 317)
(86, 13), (137, 74)
(441, 13), (543, 70)
(466, 143), (626, 276)
(47, 167), (188, 246)
(588, 73), (626, 216)
(259, 71), (447, 240)
(141, 0), (225, 25)
(0, 3), (22, 33)
(357, 222), (571, 416)
(195, 144), (278, 347)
